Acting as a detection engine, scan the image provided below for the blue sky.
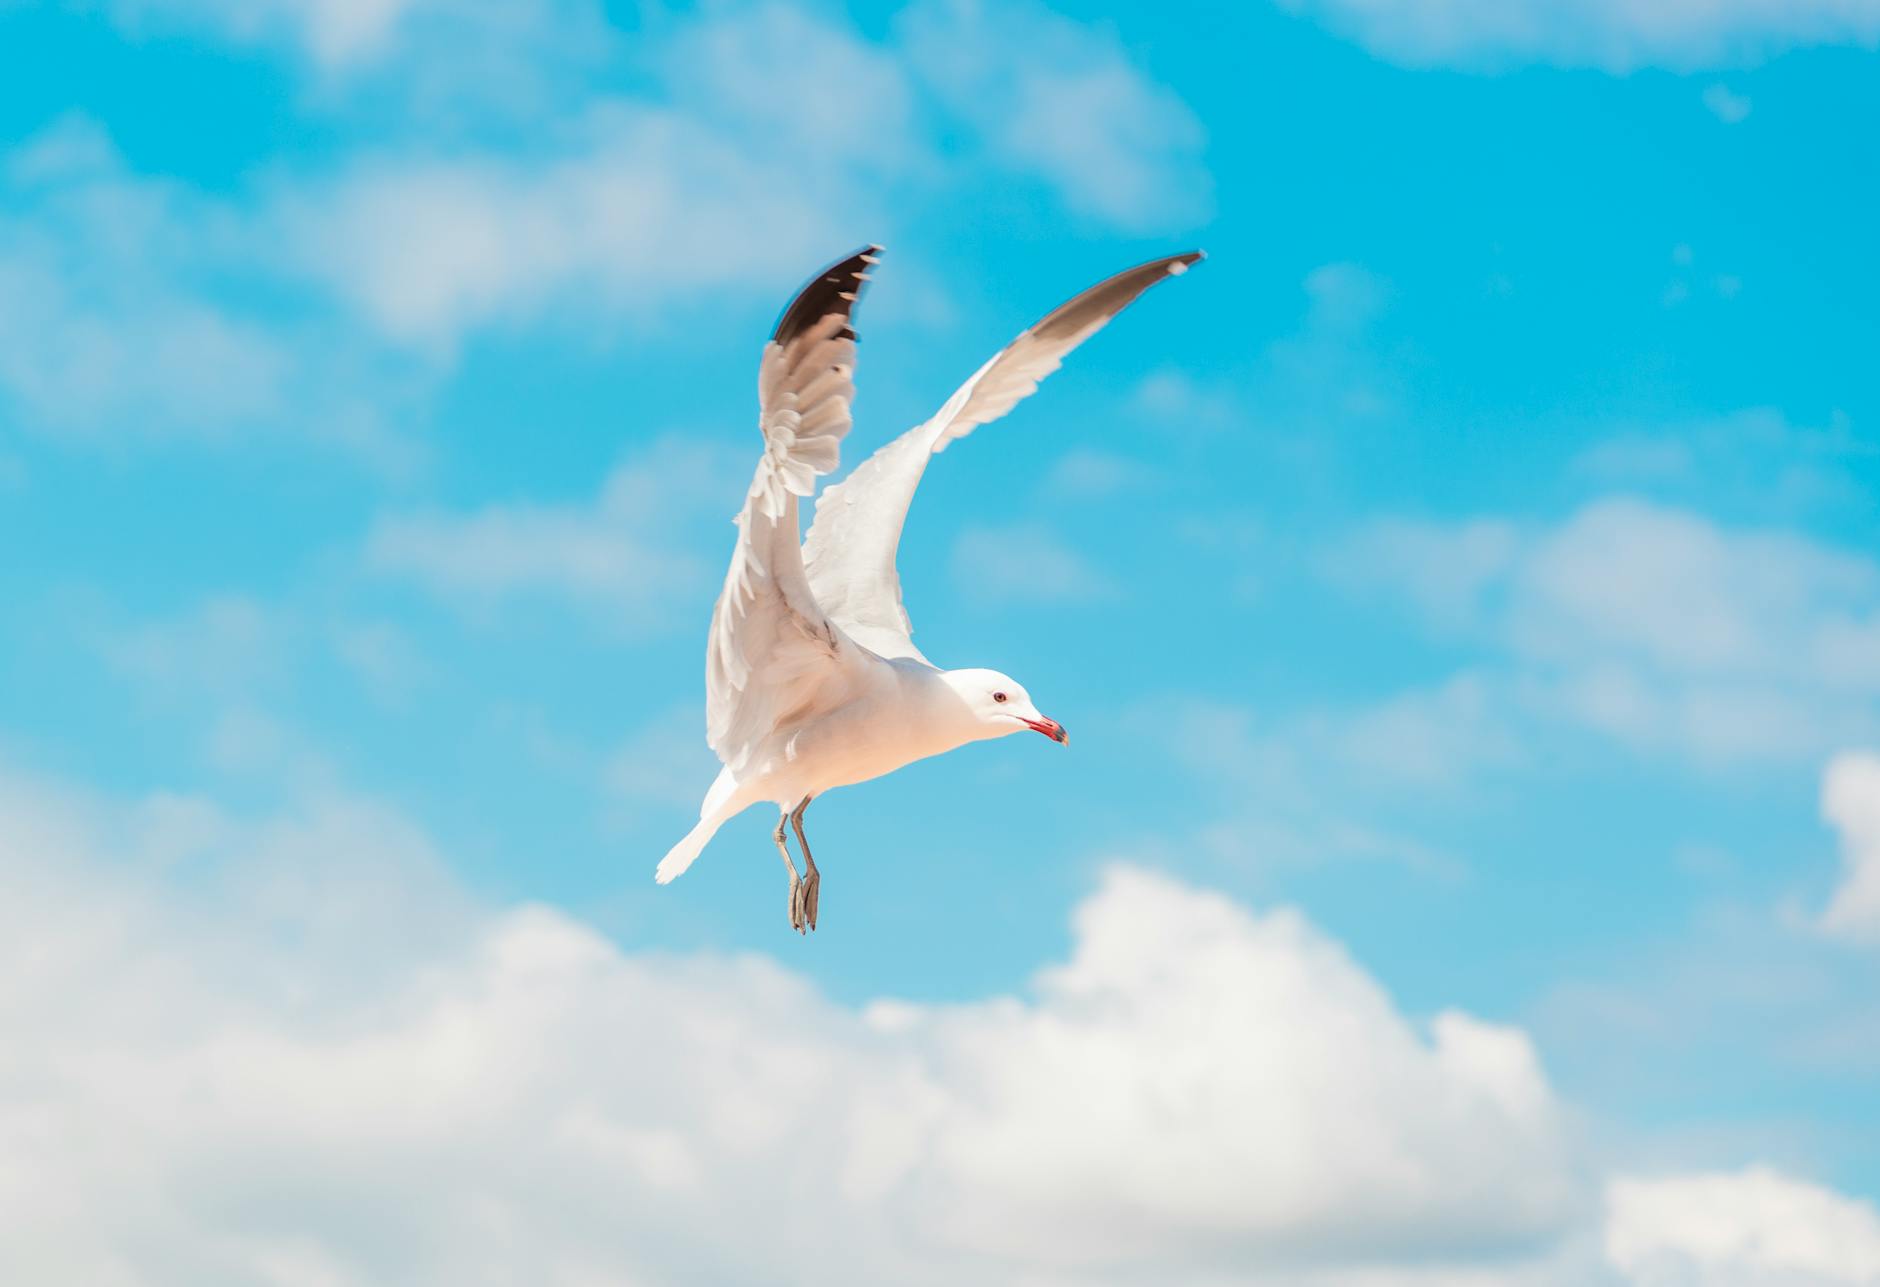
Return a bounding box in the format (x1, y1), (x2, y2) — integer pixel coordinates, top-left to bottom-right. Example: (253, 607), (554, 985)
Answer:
(3, 1), (1880, 1282)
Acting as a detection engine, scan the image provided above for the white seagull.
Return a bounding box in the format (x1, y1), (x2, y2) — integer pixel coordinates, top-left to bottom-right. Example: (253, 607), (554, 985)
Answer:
(656, 246), (1203, 931)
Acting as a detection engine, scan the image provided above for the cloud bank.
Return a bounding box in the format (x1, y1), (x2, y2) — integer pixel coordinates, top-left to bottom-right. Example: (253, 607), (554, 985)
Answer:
(0, 765), (1588, 1284)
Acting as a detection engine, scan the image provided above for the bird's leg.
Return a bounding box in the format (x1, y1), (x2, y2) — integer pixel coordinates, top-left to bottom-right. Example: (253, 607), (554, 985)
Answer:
(774, 813), (806, 934)
(789, 795), (819, 932)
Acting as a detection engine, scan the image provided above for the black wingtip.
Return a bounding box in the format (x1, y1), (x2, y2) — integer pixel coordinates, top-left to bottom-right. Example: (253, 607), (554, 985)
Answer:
(772, 245), (883, 347)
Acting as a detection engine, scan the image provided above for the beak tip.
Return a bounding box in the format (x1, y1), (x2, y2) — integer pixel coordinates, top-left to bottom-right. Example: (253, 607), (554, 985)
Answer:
(1024, 717), (1069, 745)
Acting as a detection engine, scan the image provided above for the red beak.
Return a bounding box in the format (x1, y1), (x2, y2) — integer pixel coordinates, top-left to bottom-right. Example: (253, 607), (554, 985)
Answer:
(1023, 717), (1069, 745)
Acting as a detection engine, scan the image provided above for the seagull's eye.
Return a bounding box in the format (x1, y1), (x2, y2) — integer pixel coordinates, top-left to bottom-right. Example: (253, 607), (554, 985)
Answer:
(992, 692), (1008, 703)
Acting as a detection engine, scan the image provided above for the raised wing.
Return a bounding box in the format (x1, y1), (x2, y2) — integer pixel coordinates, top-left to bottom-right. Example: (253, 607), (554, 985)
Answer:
(803, 250), (1202, 662)
(706, 246), (880, 775)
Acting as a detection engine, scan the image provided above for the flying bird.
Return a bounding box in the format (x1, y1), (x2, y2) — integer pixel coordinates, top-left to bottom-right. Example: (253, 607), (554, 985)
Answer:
(656, 246), (1203, 931)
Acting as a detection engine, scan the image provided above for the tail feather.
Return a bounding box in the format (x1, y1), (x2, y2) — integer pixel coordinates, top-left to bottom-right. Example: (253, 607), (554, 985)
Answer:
(655, 813), (726, 884)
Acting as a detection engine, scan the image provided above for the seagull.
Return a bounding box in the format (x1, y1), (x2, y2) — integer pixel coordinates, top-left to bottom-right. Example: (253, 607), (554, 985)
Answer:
(655, 246), (1203, 931)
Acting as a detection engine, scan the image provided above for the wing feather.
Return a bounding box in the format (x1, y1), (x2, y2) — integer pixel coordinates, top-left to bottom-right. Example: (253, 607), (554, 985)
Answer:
(803, 250), (1202, 662)
(706, 247), (881, 775)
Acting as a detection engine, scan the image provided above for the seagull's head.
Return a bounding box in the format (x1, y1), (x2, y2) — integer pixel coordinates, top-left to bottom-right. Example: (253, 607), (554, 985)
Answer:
(939, 668), (1068, 746)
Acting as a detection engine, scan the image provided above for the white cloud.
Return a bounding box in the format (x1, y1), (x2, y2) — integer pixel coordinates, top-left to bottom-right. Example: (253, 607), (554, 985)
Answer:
(274, 0), (1206, 346)
(104, 0), (424, 65)
(1042, 447), (1146, 499)
(899, 0), (1210, 232)
(1148, 686), (1501, 878)
(1338, 499), (1880, 765)
(953, 521), (1118, 602)
(1326, 517), (1521, 631)
(0, 765), (1586, 1284)
(0, 115), (416, 460)
(1278, 0), (1880, 71)
(1606, 1167), (1880, 1286)
(102, 595), (279, 690)
(1818, 751), (1880, 942)
(1132, 366), (1241, 432)
(22, 4), (1209, 406)
(1702, 83), (1753, 123)
(1258, 262), (1398, 424)
(1570, 409), (1876, 523)
(95, 0), (613, 98)
(604, 704), (717, 809)
(331, 619), (430, 706)
(366, 437), (741, 626)
(0, 119), (286, 436)
(277, 4), (920, 348)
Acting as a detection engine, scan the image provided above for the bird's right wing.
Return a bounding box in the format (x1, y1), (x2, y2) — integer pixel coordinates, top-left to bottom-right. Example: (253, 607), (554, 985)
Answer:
(705, 247), (881, 776)
(803, 251), (1202, 662)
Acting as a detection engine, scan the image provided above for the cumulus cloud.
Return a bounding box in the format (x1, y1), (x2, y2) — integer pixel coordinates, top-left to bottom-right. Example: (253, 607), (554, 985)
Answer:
(1278, 0), (1880, 71)
(1606, 1167), (1880, 1286)
(0, 764), (1584, 1284)
(1818, 750), (1880, 942)
(1336, 499), (1880, 764)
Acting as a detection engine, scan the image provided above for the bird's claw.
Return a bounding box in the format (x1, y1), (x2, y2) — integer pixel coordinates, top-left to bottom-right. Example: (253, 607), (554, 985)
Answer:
(787, 875), (808, 934)
(786, 871), (819, 934)
(801, 869), (819, 933)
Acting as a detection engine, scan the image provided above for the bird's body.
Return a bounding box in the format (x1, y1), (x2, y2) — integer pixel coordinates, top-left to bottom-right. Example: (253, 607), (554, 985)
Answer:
(655, 245), (1201, 930)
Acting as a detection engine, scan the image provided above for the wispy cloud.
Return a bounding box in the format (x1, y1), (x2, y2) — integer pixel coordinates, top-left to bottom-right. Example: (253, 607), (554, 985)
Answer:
(365, 438), (741, 628)
(91, 0), (612, 92)
(900, 0), (1210, 232)
(1702, 82), (1753, 123)
(1570, 408), (1876, 523)
(276, 6), (921, 348)
(0, 115), (420, 462)
(1334, 498), (1880, 765)
(604, 705), (717, 810)
(9, 4), (1211, 453)
(1040, 447), (1148, 500)
(953, 521), (1117, 603)
(1279, 0), (1880, 71)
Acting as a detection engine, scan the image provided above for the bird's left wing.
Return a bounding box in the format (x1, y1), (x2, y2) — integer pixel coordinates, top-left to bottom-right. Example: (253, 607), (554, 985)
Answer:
(803, 251), (1202, 662)
(706, 247), (880, 777)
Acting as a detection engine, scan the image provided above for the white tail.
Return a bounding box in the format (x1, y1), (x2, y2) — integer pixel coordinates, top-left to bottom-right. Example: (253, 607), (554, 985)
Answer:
(655, 814), (726, 884)
(655, 769), (745, 884)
